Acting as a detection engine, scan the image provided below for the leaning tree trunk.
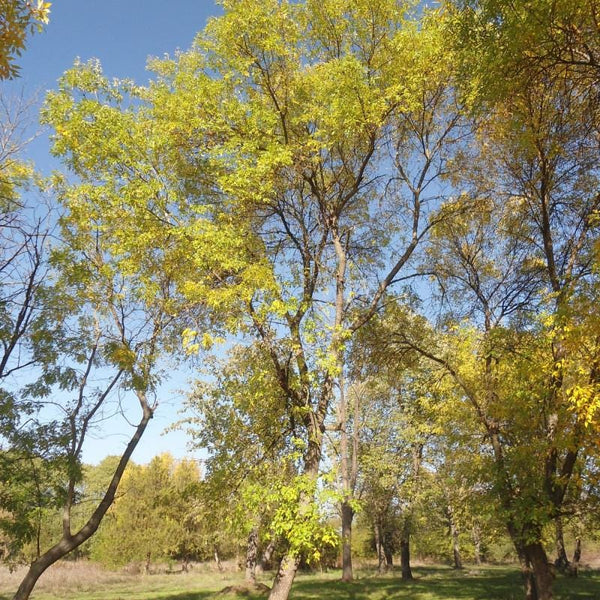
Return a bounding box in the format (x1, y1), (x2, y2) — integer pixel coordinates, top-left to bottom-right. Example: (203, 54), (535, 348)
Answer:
(268, 555), (301, 600)
(246, 527), (259, 583)
(13, 403), (153, 600)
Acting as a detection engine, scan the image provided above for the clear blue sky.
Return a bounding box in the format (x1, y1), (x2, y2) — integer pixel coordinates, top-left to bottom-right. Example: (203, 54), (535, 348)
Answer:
(4, 0), (222, 167)
(3, 1), (222, 465)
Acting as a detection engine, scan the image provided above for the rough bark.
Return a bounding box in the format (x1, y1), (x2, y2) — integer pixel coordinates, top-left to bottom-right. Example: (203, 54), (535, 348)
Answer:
(267, 555), (300, 600)
(526, 542), (554, 600)
(246, 527), (259, 583)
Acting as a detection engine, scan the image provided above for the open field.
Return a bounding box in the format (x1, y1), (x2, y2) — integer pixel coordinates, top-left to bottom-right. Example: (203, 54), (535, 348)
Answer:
(1, 563), (599, 600)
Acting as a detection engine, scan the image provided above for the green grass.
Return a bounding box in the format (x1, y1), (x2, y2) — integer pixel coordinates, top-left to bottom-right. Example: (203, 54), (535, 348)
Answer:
(1, 564), (599, 600)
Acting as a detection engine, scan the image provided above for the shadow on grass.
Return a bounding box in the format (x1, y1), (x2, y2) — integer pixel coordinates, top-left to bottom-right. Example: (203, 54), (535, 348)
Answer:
(291, 566), (600, 600)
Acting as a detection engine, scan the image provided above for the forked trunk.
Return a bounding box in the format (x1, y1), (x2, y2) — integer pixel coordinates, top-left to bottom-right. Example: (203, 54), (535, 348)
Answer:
(341, 501), (354, 582)
(516, 539), (554, 600)
(257, 539), (276, 574)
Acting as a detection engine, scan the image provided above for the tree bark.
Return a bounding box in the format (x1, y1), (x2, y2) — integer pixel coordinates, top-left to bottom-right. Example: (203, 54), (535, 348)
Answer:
(341, 501), (354, 582)
(246, 527), (259, 583)
(257, 539), (276, 574)
(13, 402), (153, 600)
(383, 529), (394, 571)
(399, 520), (412, 580)
(554, 518), (570, 574)
(214, 546), (223, 572)
(268, 555), (300, 600)
(525, 542), (554, 600)
(375, 520), (386, 574)
(569, 537), (581, 577)
(447, 505), (462, 570)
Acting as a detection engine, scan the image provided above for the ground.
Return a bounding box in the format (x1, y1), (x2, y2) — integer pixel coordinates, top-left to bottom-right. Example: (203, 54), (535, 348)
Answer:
(0, 562), (599, 600)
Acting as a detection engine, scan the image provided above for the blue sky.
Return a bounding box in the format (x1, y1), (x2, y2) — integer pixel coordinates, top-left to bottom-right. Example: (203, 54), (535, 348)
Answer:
(5, 0), (221, 167)
(3, 1), (223, 466)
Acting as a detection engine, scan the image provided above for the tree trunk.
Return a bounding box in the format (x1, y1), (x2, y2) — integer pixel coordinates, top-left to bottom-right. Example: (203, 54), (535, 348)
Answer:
(375, 520), (386, 574)
(268, 555), (300, 600)
(267, 429), (323, 600)
(341, 501), (354, 582)
(472, 523), (482, 565)
(447, 505), (462, 570)
(246, 527), (258, 583)
(13, 403), (153, 600)
(519, 556), (537, 600)
(383, 529), (394, 571)
(568, 537), (581, 577)
(214, 546), (223, 572)
(257, 539), (276, 574)
(554, 518), (570, 574)
(144, 551), (152, 575)
(399, 524), (412, 580)
(525, 542), (554, 600)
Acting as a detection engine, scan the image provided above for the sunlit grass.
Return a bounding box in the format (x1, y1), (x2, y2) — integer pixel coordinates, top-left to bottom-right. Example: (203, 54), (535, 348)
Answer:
(0, 562), (599, 600)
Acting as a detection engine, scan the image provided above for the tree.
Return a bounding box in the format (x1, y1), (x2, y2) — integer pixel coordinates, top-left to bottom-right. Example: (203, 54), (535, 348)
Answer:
(8, 207), (176, 600)
(0, 0), (50, 79)
(90, 454), (201, 570)
(447, 0), (600, 105)
(392, 68), (600, 597)
(44, 4), (466, 598)
(183, 343), (299, 582)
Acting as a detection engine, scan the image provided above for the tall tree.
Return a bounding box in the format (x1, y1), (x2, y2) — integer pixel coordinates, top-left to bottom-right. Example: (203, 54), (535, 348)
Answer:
(394, 69), (600, 597)
(44, 3), (465, 597)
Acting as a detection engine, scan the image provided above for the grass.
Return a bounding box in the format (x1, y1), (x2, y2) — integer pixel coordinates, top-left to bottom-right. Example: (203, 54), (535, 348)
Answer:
(0, 562), (599, 600)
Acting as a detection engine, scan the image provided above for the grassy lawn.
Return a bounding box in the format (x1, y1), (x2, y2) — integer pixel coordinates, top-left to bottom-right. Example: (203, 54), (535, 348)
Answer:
(0, 564), (599, 600)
